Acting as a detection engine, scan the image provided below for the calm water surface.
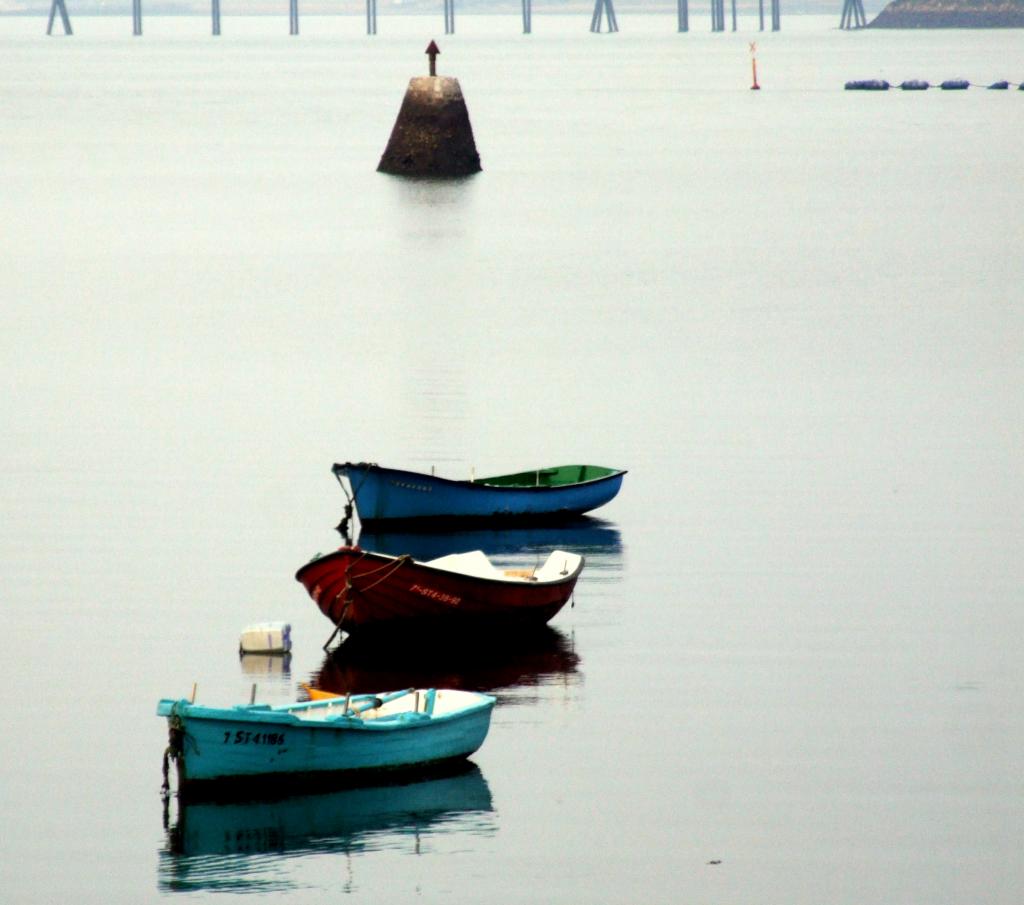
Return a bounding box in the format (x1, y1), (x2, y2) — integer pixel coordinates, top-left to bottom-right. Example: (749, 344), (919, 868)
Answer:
(1, 14), (1022, 904)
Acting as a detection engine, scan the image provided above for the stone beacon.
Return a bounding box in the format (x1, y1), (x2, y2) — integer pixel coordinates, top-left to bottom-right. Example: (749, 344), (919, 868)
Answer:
(377, 41), (482, 177)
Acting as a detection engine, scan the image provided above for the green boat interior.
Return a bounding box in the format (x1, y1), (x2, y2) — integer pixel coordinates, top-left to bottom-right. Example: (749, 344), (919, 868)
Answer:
(474, 464), (619, 488)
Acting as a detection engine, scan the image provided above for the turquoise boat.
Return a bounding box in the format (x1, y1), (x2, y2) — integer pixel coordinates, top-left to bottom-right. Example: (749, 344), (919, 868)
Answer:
(157, 687), (495, 798)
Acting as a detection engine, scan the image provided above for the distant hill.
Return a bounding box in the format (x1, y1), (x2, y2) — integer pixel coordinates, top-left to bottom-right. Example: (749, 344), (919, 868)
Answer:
(869, 0), (1024, 26)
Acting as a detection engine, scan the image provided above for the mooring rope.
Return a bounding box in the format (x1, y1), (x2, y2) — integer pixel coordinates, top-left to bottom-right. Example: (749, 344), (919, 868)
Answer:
(161, 712), (184, 796)
(321, 554), (410, 650)
(322, 598), (351, 652)
(335, 465), (374, 536)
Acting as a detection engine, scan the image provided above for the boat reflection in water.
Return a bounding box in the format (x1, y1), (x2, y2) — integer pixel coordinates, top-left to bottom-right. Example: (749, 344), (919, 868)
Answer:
(354, 515), (622, 564)
(238, 652), (294, 701)
(159, 763), (494, 893)
(313, 625), (581, 706)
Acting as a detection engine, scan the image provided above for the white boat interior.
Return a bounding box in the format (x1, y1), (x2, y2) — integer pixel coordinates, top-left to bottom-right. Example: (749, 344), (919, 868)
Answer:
(423, 549), (582, 583)
(285, 688), (487, 722)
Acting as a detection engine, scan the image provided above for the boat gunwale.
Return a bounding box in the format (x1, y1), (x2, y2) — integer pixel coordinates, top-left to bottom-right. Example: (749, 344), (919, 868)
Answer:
(294, 546), (585, 588)
(158, 692), (496, 731)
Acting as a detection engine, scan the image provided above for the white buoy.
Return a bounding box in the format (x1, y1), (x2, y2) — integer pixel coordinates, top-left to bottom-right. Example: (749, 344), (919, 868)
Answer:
(239, 622), (292, 655)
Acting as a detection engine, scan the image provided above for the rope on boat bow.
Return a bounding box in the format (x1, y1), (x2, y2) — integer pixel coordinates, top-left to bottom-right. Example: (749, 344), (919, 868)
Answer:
(334, 465), (374, 537)
(322, 554), (412, 650)
(161, 705), (202, 797)
(161, 712), (185, 797)
(353, 554), (411, 593)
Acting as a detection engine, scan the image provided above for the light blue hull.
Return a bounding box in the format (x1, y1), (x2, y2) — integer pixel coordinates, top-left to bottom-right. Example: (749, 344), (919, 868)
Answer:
(158, 690), (495, 794)
(336, 463), (626, 526)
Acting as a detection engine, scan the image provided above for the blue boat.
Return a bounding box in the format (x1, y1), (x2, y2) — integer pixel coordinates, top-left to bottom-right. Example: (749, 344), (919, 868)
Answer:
(333, 461), (627, 528)
(157, 687), (495, 798)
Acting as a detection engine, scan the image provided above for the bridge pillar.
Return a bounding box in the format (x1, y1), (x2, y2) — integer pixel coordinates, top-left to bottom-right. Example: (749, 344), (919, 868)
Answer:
(840, 0), (866, 28)
(711, 0), (725, 31)
(590, 0), (619, 32)
(46, 0), (72, 34)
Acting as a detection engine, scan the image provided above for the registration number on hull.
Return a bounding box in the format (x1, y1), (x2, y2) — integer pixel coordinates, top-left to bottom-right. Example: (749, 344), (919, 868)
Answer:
(223, 731), (287, 746)
(409, 583), (461, 606)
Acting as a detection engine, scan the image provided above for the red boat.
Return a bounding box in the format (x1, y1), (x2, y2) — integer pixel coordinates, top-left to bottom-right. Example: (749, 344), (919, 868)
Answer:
(295, 546), (584, 639)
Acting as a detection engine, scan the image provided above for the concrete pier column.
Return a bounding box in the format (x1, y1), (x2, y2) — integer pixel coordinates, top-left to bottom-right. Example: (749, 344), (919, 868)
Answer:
(711, 0), (725, 31)
(590, 0), (618, 32)
(840, 0), (866, 28)
(46, 0), (73, 34)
